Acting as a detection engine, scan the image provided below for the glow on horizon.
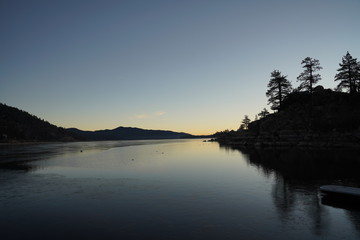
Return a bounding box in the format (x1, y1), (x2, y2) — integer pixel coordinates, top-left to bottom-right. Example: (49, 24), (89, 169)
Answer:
(1, 0), (359, 135)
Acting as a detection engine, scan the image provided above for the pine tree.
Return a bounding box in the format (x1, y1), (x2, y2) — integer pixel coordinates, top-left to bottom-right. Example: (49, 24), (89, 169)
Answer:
(241, 115), (251, 130)
(266, 70), (292, 110)
(297, 57), (322, 93)
(258, 108), (270, 119)
(357, 62), (360, 92)
(334, 51), (360, 93)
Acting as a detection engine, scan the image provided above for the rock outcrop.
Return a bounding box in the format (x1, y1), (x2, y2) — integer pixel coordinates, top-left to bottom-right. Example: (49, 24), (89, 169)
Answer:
(217, 89), (360, 148)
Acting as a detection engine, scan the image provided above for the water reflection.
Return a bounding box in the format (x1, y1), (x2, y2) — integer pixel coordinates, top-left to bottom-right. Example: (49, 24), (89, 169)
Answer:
(239, 148), (360, 182)
(0, 140), (176, 171)
(219, 144), (360, 237)
(1, 140), (360, 239)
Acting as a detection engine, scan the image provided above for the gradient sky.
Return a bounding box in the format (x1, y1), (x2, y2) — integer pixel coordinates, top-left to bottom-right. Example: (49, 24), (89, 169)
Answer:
(1, 0), (359, 135)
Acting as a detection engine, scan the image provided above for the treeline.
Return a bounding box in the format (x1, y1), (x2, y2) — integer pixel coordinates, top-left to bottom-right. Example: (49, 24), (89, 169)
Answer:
(0, 103), (76, 142)
(266, 52), (360, 111)
(216, 51), (360, 136)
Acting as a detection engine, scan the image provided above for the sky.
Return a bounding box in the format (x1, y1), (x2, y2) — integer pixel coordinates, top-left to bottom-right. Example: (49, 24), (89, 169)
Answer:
(1, 0), (359, 135)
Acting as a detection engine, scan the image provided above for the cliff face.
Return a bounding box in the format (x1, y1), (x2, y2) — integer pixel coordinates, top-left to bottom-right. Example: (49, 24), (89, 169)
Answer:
(217, 88), (360, 148)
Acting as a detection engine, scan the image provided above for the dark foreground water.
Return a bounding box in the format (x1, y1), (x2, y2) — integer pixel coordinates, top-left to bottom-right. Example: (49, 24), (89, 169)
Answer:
(0, 139), (360, 240)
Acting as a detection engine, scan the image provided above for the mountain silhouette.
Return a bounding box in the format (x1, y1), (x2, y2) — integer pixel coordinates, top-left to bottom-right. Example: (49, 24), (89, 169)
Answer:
(67, 127), (193, 140)
(0, 103), (194, 142)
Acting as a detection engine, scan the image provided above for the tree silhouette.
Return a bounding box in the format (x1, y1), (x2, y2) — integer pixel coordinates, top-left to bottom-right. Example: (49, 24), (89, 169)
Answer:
(240, 115), (251, 130)
(334, 51), (360, 94)
(258, 108), (270, 119)
(266, 70), (292, 110)
(297, 57), (322, 93)
(239, 124), (246, 131)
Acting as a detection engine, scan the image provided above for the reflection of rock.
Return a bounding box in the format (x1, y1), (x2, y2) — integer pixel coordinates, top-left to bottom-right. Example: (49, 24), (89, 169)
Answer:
(222, 146), (360, 182)
(249, 148), (332, 235)
(220, 144), (360, 236)
(321, 195), (360, 210)
(321, 195), (360, 235)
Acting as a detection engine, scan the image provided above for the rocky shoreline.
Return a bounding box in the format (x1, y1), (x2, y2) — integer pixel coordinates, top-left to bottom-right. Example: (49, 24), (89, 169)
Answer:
(216, 89), (360, 149)
(217, 129), (360, 148)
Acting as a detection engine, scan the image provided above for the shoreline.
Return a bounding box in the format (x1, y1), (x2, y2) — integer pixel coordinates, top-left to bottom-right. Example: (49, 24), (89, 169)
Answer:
(216, 130), (360, 149)
(0, 137), (211, 146)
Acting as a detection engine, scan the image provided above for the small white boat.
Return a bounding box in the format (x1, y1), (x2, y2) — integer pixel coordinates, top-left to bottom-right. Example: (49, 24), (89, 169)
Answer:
(320, 185), (360, 197)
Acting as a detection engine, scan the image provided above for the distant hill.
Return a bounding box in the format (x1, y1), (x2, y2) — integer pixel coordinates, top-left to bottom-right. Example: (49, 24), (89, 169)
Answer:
(0, 102), (196, 143)
(67, 127), (194, 141)
(0, 103), (76, 142)
(216, 88), (360, 148)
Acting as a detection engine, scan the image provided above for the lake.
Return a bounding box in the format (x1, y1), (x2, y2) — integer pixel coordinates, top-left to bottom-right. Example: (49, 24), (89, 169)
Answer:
(1, 139), (359, 240)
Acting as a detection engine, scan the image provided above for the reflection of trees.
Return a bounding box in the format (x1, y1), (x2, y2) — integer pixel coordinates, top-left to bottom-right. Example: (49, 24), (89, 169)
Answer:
(219, 144), (360, 236)
(270, 171), (329, 235)
(347, 211), (360, 238)
(271, 176), (296, 221)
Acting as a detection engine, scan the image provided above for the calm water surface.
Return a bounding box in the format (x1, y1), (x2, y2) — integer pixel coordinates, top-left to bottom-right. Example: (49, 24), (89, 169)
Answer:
(0, 139), (359, 240)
